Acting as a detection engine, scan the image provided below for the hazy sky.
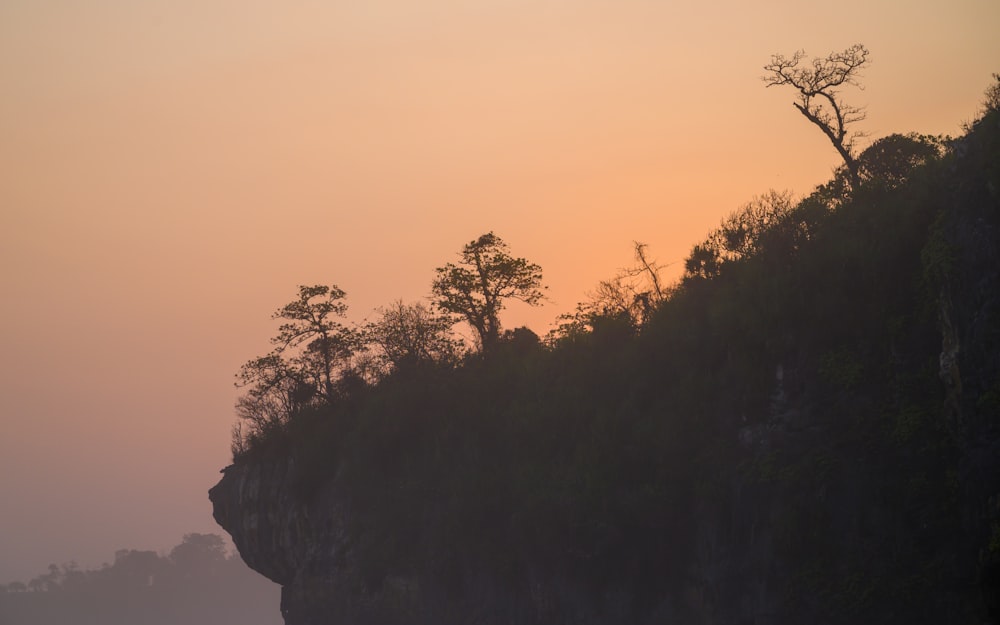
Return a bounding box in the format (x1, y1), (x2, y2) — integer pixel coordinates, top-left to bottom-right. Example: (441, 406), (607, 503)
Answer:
(1, 0), (997, 583)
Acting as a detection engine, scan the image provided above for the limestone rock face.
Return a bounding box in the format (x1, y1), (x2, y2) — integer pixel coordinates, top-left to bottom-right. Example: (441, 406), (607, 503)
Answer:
(210, 458), (353, 624)
(210, 457), (689, 625)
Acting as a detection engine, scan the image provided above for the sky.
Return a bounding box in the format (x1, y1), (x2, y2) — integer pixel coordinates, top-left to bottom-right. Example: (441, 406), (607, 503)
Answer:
(1, 0), (997, 584)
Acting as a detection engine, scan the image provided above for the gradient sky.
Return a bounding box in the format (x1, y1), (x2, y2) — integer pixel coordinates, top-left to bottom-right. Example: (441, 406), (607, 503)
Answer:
(1, 0), (997, 583)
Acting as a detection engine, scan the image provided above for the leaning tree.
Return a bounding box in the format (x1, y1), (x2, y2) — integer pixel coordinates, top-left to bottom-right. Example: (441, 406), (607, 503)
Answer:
(764, 44), (870, 192)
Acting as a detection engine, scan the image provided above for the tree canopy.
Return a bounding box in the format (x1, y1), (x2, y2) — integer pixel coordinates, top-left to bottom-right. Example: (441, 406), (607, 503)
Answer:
(237, 285), (358, 404)
(233, 285), (360, 456)
(431, 232), (546, 352)
(364, 300), (464, 373)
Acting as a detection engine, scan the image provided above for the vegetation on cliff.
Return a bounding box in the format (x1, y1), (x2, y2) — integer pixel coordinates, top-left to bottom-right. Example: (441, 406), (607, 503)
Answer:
(223, 76), (1000, 622)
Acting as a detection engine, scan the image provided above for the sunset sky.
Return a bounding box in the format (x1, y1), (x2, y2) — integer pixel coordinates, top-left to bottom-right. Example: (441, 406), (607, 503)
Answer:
(1, 0), (997, 583)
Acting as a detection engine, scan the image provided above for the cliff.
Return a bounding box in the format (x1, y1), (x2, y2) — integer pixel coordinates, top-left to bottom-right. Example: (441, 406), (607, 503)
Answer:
(211, 112), (1000, 624)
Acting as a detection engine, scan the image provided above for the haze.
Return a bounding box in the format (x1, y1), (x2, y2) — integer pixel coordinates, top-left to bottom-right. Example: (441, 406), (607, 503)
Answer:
(1, 0), (997, 583)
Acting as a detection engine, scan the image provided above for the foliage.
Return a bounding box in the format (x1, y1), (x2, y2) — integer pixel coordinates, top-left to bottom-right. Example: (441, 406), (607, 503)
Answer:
(236, 286), (350, 403)
(682, 189), (811, 285)
(233, 285), (361, 458)
(363, 300), (465, 374)
(716, 189), (799, 260)
(978, 72), (1000, 119)
(431, 232), (546, 352)
(589, 242), (670, 327)
(548, 242), (669, 344)
(857, 133), (947, 190)
(683, 241), (723, 281)
(238, 284), (359, 402)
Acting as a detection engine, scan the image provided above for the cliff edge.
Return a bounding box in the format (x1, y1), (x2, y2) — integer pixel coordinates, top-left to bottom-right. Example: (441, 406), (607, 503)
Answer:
(211, 112), (1000, 624)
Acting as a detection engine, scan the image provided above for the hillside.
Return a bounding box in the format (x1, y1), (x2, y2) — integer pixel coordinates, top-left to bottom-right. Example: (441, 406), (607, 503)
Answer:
(211, 104), (1000, 624)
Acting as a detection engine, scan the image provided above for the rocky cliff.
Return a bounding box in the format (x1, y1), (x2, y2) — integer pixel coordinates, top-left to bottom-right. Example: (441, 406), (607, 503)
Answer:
(211, 112), (1000, 624)
(211, 456), (675, 624)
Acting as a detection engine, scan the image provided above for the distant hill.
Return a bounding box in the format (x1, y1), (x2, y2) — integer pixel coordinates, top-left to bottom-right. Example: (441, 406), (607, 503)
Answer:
(0, 533), (280, 625)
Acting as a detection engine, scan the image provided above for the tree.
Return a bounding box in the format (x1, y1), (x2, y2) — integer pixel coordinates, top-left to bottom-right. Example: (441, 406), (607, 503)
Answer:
(233, 285), (360, 455)
(764, 44), (870, 192)
(803, 133), (946, 202)
(857, 133), (946, 190)
(684, 241), (723, 282)
(683, 190), (806, 284)
(588, 242), (669, 328)
(981, 72), (1000, 116)
(6, 581), (27, 593)
(364, 300), (465, 372)
(169, 533), (228, 579)
(431, 232), (545, 352)
(269, 284), (358, 401)
(716, 190), (797, 260)
(237, 285), (358, 405)
(108, 549), (163, 588)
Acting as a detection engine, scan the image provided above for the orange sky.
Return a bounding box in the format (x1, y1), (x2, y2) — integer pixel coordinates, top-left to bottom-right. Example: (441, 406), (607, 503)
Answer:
(1, 0), (997, 582)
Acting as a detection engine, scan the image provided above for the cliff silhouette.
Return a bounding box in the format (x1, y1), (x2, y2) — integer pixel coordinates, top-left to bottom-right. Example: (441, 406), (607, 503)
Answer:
(211, 100), (1000, 624)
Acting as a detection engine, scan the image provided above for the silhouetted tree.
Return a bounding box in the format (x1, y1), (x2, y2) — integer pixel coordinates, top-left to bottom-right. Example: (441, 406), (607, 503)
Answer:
(981, 73), (1000, 116)
(857, 133), (946, 190)
(593, 242), (668, 326)
(365, 300), (465, 373)
(553, 242), (671, 339)
(237, 285), (358, 402)
(431, 233), (545, 352)
(803, 133), (947, 203)
(108, 549), (163, 588)
(234, 285), (361, 455)
(169, 533), (227, 579)
(764, 44), (870, 192)
(682, 191), (793, 276)
(717, 190), (797, 260)
(684, 241), (723, 281)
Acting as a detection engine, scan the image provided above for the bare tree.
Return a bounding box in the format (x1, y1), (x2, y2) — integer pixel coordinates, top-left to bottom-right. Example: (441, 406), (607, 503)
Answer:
(764, 44), (870, 192)
(590, 242), (669, 327)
